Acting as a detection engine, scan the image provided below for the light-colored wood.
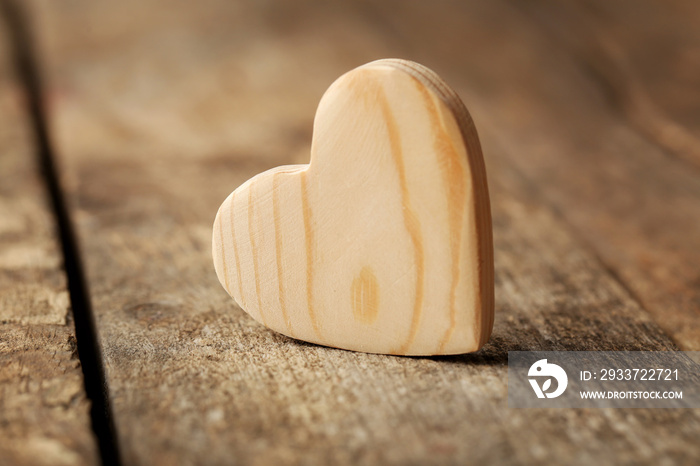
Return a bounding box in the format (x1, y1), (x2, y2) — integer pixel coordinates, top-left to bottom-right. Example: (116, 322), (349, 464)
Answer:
(213, 59), (493, 355)
(27, 0), (700, 464)
(0, 22), (98, 466)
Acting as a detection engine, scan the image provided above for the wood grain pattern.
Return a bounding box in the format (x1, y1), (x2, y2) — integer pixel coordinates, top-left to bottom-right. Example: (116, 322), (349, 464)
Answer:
(0, 23), (97, 466)
(213, 59), (493, 355)
(26, 0), (700, 464)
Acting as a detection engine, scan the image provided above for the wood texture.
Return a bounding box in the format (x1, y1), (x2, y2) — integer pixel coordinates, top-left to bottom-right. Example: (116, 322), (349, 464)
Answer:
(0, 21), (97, 466)
(520, 0), (700, 167)
(213, 59), (493, 355)
(501, 0), (700, 351)
(24, 0), (700, 464)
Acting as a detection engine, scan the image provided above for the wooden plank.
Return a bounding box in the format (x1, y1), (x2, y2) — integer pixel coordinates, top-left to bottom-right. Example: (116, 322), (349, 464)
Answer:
(29, 0), (700, 464)
(513, 0), (700, 350)
(520, 0), (700, 167)
(363, 0), (700, 351)
(0, 15), (98, 466)
(512, 0), (700, 349)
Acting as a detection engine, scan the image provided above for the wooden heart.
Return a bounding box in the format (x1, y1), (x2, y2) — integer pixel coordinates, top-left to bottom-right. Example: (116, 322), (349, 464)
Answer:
(213, 59), (493, 355)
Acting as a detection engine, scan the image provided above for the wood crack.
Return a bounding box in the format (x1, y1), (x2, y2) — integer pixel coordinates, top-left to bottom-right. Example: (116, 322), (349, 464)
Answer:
(0, 1), (123, 464)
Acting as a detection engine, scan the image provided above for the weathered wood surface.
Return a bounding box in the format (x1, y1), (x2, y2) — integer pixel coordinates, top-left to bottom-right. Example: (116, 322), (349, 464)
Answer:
(503, 0), (700, 351)
(0, 20), (97, 466)
(520, 0), (700, 167)
(24, 0), (700, 464)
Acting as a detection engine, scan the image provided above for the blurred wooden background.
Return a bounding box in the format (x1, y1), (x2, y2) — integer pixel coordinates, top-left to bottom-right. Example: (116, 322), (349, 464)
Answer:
(1, 0), (699, 465)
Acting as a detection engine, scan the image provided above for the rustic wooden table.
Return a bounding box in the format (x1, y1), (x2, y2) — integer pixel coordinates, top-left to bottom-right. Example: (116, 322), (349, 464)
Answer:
(1, 1), (699, 465)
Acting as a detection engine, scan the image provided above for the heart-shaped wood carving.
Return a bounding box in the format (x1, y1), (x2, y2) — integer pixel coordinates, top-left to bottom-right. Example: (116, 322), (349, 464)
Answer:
(213, 59), (493, 355)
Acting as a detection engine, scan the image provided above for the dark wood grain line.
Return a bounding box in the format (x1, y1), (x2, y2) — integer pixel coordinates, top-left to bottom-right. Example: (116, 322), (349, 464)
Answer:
(272, 172), (294, 335)
(300, 170), (322, 338)
(413, 81), (466, 352)
(375, 85), (426, 354)
(229, 191), (246, 310)
(217, 209), (231, 294)
(247, 180), (267, 325)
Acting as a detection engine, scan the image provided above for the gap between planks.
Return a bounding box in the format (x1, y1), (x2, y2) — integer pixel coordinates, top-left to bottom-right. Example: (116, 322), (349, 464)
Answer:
(0, 1), (122, 465)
